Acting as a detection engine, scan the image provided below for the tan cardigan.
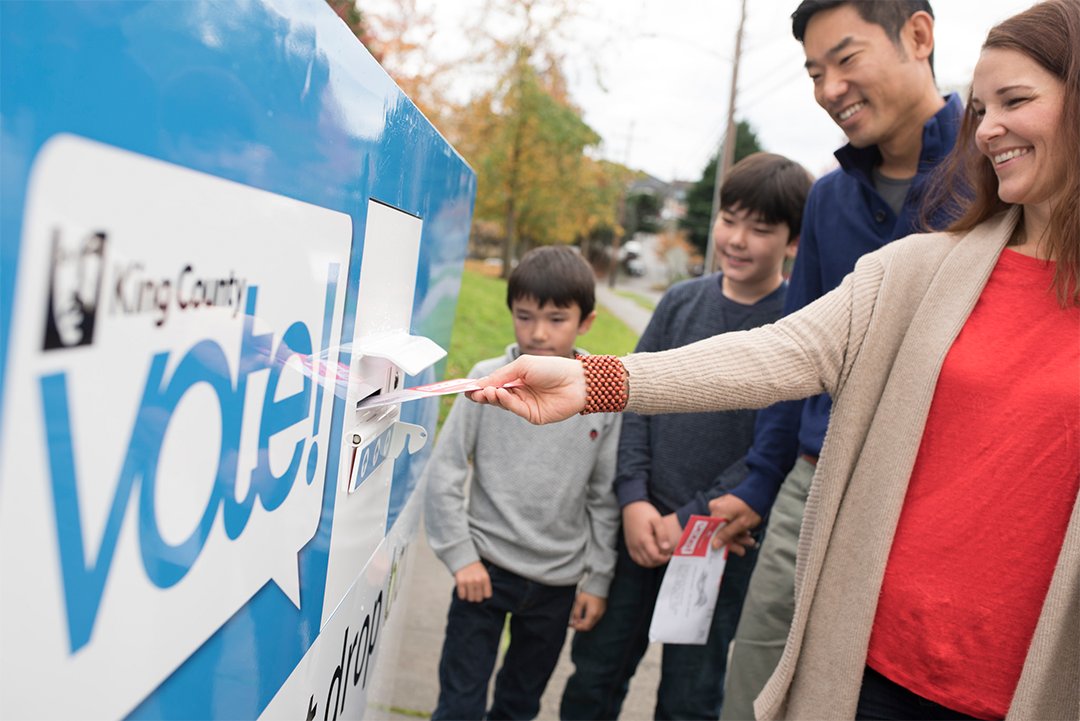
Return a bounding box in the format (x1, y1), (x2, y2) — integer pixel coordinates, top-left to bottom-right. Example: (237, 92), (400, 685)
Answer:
(623, 209), (1079, 720)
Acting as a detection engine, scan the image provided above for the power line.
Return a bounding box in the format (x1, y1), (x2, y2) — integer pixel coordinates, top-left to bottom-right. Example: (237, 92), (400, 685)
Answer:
(704, 0), (748, 274)
(737, 64), (808, 114)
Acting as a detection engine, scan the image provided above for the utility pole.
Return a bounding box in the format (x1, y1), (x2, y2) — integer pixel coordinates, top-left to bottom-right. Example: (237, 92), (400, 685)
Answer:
(704, 0), (747, 274)
(608, 119), (635, 288)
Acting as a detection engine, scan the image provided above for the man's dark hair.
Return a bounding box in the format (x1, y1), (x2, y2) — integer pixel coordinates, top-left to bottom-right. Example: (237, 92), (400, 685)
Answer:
(719, 152), (814, 239)
(792, 0), (935, 71)
(507, 245), (595, 319)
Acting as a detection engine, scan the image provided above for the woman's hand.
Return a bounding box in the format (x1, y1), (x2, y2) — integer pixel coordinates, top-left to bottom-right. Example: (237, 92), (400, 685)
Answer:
(467, 354), (587, 424)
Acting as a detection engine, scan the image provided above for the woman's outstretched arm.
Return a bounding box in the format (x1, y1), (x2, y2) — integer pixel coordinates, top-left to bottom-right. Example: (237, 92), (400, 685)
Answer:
(470, 257), (880, 424)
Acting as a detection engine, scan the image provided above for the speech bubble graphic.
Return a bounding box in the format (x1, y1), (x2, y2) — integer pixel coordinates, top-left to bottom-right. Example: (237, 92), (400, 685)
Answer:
(0, 136), (352, 719)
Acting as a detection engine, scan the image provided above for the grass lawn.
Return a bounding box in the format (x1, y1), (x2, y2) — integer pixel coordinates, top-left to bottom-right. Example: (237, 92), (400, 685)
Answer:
(438, 266), (641, 427)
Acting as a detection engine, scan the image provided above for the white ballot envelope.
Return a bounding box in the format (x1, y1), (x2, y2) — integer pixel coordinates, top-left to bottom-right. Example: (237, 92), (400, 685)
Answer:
(357, 377), (523, 409)
(648, 515), (729, 645)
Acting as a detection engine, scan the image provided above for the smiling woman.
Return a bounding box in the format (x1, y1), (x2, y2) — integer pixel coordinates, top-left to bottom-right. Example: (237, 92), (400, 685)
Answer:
(931, 0), (1080, 305)
(972, 49), (1065, 207)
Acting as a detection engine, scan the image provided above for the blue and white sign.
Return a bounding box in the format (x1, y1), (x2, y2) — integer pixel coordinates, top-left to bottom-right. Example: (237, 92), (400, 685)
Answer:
(1, 135), (351, 717)
(0, 2), (475, 718)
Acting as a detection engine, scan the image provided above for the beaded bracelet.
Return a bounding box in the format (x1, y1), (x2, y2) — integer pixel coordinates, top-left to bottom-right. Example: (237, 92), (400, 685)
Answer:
(578, 354), (628, 414)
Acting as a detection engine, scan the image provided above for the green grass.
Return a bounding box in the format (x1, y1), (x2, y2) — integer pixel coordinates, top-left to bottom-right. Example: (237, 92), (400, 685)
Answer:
(375, 705), (430, 719)
(614, 288), (657, 312)
(438, 268), (640, 427)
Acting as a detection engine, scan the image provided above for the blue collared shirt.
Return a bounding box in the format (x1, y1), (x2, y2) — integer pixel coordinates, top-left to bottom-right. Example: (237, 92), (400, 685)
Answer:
(731, 93), (965, 516)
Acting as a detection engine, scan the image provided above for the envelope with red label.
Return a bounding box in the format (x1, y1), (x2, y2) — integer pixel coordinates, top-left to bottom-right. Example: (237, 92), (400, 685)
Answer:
(357, 377), (524, 409)
(648, 515), (729, 645)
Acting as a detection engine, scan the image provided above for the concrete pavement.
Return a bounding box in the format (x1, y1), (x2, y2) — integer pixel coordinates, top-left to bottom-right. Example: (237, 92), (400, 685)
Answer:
(593, 281), (657, 337)
(384, 526), (663, 720)
(384, 273), (667, 720)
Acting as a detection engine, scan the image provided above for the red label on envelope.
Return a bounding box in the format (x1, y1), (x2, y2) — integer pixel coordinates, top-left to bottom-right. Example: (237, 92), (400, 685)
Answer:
(674, 515), (727, 558)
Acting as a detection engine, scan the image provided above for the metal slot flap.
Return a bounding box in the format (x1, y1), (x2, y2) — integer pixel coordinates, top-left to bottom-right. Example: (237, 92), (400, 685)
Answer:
(354, 330), (447, 376)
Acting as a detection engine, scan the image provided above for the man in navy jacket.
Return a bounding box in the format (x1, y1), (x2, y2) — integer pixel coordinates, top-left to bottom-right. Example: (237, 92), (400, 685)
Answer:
(710, 2), (964, 718)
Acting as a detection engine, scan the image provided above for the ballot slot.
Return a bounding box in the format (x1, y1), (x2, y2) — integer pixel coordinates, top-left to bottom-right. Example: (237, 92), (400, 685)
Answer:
(342, 199), (445, 493)
(322, 199), (446, 626)
(351, 355), (399, 416)
(353, 330), (446, 413)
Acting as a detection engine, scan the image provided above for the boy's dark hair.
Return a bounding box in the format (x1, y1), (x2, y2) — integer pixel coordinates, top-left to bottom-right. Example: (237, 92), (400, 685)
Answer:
(719, 152), (814, 239)
(507, 245), (595, 319)
(791, 0), (935, 72)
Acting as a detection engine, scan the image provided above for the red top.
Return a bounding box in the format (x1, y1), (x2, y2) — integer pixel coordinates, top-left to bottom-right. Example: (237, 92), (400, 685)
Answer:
(866, 249), (1080, 720)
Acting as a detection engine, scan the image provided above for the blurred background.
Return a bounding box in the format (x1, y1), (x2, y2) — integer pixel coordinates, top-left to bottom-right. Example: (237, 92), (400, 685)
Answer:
(329, 0), (1030, 288)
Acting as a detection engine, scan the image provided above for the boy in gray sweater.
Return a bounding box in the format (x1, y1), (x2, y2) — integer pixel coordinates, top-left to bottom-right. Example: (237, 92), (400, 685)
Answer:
(424, 246), (620, 721)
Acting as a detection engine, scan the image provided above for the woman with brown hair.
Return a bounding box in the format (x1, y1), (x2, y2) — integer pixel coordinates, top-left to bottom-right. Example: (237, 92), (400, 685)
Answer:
(467, 2), (1080, 719)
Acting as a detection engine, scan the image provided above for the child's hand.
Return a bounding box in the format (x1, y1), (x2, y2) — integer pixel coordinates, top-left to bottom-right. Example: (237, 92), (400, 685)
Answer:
(622, 501), (673, 568)
(453, 561), (492, 603)
(569, 592), (606, 632)
(657, 512), (682, 553)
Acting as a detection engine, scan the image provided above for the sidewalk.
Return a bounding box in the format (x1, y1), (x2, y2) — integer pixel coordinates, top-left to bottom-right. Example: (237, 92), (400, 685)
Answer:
(385, 527), (662, 720)
(385, 273), (666, 720)
(594, 281), (656, 337)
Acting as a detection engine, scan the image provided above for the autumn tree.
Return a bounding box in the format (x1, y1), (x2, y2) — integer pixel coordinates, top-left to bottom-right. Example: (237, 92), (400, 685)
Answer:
(451, 0), (619, 277)
(350, 0), (457, 128)
(476, 58), (601, 273)
(356, 0), (621, 277)
(680, 119), (763, 254)
(574, 159), (630, 268)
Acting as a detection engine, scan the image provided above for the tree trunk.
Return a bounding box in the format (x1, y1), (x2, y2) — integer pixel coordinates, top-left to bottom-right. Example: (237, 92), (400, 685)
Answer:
(502, 194), (516, 279)
(501, 88), (525, 279)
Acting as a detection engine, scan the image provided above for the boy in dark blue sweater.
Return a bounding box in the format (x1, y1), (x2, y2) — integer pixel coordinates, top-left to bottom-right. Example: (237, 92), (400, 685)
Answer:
(560, 153), (813, 721)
